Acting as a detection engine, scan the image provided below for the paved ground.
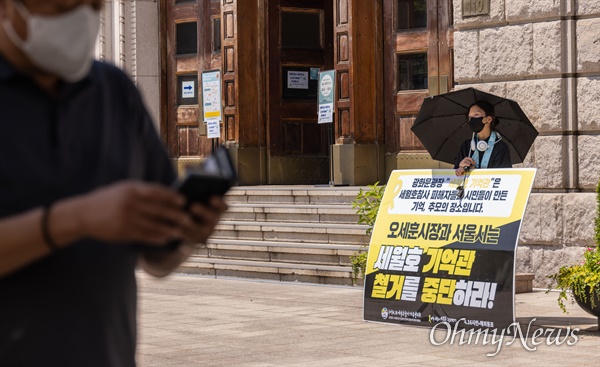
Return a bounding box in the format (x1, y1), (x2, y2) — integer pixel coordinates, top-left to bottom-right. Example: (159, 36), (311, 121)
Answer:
(137, 273), (599, 367)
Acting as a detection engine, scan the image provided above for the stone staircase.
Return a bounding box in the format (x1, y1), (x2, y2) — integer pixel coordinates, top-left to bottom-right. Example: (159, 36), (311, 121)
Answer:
(177, 186), (371, 286)
(176, 185), (534, 292)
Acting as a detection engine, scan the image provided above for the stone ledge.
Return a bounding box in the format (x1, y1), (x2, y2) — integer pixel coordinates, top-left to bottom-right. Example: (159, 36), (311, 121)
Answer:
(516, 273), (535, 294)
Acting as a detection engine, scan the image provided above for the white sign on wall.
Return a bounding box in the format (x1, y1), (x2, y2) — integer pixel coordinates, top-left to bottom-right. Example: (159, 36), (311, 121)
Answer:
(182, 81), (195, 99)
(287, 71), (309, 89)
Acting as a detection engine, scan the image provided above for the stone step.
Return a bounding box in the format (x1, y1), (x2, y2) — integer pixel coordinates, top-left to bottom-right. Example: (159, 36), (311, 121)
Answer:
(221, 203), (359, 224)
(226, 186), (366, 205)
(186, 185), (375, 286)
(196, 239), (365, 266)
(213, 221), (371, 245)
(177, 257), (362, 286)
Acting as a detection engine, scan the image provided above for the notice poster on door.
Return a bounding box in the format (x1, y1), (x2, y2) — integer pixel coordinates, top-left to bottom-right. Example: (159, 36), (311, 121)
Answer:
(287, 71), (309, 89)
(206, 120), (220, 139)
(363, 169), (536, 331)
(318, 70), (335, 124)
(201, 70), (223, 127)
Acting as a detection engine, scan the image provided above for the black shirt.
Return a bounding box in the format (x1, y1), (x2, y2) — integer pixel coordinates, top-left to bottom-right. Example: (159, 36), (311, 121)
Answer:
(453, 135), (512, 169)
(0, 56), (175, 366)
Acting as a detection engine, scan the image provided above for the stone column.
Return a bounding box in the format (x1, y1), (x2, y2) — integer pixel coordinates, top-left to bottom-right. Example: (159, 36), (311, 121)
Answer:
(97, 0), (161, 129)
(221, 0), (267, 185)
(332, 0), (385, 186)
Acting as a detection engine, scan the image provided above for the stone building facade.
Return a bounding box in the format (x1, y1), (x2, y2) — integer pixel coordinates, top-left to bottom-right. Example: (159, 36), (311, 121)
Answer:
(99, 0), (599, 286)
(453, 0), (600, 286)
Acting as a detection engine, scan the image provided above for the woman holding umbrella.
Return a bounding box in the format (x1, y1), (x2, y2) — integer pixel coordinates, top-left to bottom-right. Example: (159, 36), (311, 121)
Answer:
(454, 101), (512, 176)
(412, 87), (538, 175)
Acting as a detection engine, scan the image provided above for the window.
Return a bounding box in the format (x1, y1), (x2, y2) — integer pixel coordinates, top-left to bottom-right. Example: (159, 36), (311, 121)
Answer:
(212, 18), (221, 53)
(176, 22), (197, 55)
(175, 0), (195, 4)
(397, 53), (427, 91)
(281, 11), (322, 49)
(397, 0), (427, 30)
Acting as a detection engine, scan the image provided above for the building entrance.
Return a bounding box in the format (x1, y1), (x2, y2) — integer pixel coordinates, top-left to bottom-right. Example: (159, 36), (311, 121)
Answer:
(161, 0), (454, 184)
(266, 0), (334, 184)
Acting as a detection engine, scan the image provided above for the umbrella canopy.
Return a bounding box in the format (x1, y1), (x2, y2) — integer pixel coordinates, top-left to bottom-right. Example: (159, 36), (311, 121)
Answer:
(411, 87), (538, 165)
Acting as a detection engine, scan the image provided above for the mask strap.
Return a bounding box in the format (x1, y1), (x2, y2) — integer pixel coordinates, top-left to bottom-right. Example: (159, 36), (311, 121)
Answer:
(13, 1), (31, 19)
(2, 2), (30, 47)
(2, 19), (25, 48)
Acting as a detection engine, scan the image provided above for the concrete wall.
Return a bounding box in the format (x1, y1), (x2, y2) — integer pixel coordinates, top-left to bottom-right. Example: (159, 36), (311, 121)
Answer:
(453, 0), (600, 287)
(97, 0), (161, 130)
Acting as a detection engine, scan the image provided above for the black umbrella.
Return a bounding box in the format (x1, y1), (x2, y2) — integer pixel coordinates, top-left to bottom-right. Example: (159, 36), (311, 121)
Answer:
(411, 87), (538, 165)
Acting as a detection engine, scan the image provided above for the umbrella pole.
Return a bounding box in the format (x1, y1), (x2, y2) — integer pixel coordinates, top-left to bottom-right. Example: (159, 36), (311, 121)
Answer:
(457, 170), (471, 200)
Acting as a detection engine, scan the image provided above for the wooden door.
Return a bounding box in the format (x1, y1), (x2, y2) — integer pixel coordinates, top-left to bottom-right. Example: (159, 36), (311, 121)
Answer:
(267, 0), (334, 158)
(163, 0), (222, 160)
(384, 0), (453, 154)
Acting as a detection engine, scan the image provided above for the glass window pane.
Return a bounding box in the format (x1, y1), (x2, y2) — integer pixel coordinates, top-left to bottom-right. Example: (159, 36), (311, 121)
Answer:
(397, 53), (427, 91)
(176, 22), (197, 55)
(282, 11), (321, 49)
(175, 0), (196, 3)
(397, 0), (427, 30)
(213, 18), (221, 52)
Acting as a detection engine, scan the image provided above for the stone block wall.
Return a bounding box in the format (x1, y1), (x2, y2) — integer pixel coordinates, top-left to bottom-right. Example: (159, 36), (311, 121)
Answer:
(453, 0), (600, 287)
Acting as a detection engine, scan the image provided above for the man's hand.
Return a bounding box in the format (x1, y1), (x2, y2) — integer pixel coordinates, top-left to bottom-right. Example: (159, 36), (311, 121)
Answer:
(77, 180), (227, 250)
(139, 196), (228, 277)
(75, 181), (192, 246)
(455, 157), (475, 176)
(180, 197), (228, 245)
(0, 180), (227, 277)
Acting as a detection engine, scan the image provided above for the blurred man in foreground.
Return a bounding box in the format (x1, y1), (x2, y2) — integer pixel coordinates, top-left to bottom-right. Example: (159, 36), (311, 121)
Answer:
(0, 1), (227, 365)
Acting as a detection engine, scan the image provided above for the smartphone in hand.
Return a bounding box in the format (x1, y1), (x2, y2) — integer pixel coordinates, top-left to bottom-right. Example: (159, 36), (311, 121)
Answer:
(138, 146), (236, 251)
(175, 146), (237, 205)
(175, 174), (231, 206)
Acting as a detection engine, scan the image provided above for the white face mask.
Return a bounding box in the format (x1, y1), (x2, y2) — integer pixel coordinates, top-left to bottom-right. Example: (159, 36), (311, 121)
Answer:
(2, 2), (100, 82)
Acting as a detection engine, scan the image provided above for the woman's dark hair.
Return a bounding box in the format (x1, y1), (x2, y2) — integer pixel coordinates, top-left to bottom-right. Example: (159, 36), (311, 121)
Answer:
(470, 101), (498, 129)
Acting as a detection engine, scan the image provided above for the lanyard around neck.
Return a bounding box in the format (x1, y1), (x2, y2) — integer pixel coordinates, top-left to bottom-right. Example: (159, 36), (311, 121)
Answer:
(472, 131), (497, 169)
